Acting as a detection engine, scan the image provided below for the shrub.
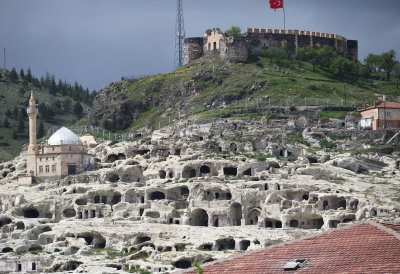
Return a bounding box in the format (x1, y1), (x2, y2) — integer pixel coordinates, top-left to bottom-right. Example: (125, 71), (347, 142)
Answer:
(225, 26), (242, 37)
(319, 138), (335, 149)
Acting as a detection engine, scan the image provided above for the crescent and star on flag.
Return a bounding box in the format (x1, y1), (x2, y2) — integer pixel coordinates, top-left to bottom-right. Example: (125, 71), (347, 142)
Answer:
(269, 0), (283, 10)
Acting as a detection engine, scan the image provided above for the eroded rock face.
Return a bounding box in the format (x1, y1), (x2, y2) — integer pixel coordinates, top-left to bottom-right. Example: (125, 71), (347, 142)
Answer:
(0, 118), (400, 273)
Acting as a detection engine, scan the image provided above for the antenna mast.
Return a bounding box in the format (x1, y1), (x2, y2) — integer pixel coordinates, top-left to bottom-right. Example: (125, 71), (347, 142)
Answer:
(174, 0), (185, 68)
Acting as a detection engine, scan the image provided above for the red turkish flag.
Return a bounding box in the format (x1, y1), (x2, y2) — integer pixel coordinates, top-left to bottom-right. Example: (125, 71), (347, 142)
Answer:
(269, 0), (283, 9)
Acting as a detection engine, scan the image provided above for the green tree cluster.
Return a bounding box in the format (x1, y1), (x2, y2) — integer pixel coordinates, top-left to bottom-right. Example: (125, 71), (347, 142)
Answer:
(364, 50), (397, 80)
(225, 26), (242, 37)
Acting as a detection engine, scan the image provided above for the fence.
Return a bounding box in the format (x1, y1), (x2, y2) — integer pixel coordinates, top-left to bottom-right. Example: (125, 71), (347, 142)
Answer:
(46, 95), (369, 142)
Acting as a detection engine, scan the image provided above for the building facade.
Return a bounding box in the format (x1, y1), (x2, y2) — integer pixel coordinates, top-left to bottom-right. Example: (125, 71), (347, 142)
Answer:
(359, 101), (400, 130)
(26, 91), (94, 180)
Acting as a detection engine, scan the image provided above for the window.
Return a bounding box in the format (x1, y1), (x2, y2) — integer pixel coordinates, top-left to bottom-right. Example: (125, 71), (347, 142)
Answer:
(52, 147), (55, 151)
(39, 158), (42, 162)
(46, 157), (48, 161)
(386, 121), (392, 127)
(45, 165), (50, 173)
(52, 165), (56, 172)
(52, 157), (55, 161)
(385, 111), (391, 117)
(39, 166), (43, 173)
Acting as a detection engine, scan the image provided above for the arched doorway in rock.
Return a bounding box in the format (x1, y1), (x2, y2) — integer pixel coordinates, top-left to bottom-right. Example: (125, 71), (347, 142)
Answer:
(229, 203), (242, 226)
(189, 208), (208, 227)
(245, 208), (261, 225)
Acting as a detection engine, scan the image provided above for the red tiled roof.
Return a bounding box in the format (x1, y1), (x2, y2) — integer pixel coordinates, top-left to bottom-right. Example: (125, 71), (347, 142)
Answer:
(183, 222), (400, 274)
(381, 222), (400, 234)
(360, 102), (400, 112)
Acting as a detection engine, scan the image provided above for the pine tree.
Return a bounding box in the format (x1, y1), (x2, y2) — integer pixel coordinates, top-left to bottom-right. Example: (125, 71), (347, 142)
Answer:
(3, 117), (9, 128)
(5, 109), (11, 117)
(37, 121), (45, 138)
(17, 109), (25, 133)
(26, 67), (32, 82)
(19, 68), (25, 78)
(12, 129), (18, 139)
(12, 106), (18, 118)
(18, 87), (25, 96)
(8, 68), (19, 83)
(73, 102), (83, 117)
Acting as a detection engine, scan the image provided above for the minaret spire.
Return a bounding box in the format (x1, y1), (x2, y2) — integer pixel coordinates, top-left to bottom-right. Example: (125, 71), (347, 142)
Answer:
(27, 89), (38, 154)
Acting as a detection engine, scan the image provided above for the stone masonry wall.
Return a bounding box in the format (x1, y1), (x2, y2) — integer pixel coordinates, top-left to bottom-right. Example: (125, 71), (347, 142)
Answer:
(184, 27), (358, 65)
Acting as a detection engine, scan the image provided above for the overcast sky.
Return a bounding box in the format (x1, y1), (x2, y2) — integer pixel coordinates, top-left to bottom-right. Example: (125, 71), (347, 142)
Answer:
(1, 0), (399, 91)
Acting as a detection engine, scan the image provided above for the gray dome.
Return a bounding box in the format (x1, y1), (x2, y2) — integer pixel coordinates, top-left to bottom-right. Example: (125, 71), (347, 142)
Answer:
(47, 127), (83, 146)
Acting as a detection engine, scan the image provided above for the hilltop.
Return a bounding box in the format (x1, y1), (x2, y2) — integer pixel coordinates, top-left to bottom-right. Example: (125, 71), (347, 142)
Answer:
(0, 68), (95, 162)
(89, 52), (400, 132)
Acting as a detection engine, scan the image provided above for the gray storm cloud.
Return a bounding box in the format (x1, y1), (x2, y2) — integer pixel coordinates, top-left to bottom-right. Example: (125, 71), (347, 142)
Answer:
(1, 0), (399, 91)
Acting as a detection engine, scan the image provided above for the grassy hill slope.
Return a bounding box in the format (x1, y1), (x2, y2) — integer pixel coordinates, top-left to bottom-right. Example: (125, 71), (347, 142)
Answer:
(89, 54), (400, 132)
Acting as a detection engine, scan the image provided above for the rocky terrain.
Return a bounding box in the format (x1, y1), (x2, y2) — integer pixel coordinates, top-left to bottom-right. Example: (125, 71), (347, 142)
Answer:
(1, 116), (400, 273)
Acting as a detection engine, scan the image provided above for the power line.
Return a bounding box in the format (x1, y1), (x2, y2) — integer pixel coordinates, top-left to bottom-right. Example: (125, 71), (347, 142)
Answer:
(174, 0), (185, 68)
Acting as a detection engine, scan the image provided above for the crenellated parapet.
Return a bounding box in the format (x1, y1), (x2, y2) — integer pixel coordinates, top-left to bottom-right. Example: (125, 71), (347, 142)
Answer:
(184, 27), (358, 65)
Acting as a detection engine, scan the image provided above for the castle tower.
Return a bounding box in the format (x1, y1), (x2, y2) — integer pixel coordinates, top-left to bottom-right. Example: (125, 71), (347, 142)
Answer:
(26, 90), (39, 176)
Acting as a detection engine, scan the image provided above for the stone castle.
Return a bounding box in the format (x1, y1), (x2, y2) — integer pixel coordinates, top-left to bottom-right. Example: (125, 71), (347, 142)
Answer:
(184, 28), (358, 64)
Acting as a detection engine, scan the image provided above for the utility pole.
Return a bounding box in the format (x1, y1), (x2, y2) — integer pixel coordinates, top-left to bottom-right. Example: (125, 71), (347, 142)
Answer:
(3, 48), (5, 69)
(174, 0), (185, 68)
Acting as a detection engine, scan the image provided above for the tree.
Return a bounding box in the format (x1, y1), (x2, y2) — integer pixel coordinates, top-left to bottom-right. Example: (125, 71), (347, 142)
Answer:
(364, 53), (380, 72)
(5, 109), (11, 117)
(12, 106), (18, 118)
(12, 129), (18, 140)
(225, 26), (242, 37)
(317, 45), (339, 70)
(18, 87), (25, 96)
(393, 62), (400, 89)
(26, 67), (32, 82)
(8, 68), (19, 83)
(19, 68), (25, 78)
(3, 117), (9, 128)
(37, 121), (45, 138)
(379, 49), (397, 80)
(17, 109), (25, 133)
(73, 102), (83, 117)
(296, 46), (319, 72)
(263, 47), (288, 66)
(49, 75), (57, 95)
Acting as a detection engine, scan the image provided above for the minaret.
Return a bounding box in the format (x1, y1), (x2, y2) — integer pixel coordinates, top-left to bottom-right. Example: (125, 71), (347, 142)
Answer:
(26, 90), (39, 176)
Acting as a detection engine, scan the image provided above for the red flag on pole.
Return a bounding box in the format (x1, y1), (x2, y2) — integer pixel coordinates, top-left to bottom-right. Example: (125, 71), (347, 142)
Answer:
(269, 0), (283, 9)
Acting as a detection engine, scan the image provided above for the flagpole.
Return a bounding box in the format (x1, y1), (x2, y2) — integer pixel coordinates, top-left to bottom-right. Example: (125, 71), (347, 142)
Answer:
(283, 0), (286, 30)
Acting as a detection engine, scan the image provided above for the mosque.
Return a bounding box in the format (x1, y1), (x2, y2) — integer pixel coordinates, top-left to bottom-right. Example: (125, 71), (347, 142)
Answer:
(26, 90), (94, 180)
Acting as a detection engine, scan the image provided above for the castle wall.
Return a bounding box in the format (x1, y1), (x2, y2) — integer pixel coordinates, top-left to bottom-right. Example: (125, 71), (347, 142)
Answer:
(220, 36), (248, 63)
(184, 37), (204, 64)
(347, 40), (358, 60)
(184, 27), (358, 64)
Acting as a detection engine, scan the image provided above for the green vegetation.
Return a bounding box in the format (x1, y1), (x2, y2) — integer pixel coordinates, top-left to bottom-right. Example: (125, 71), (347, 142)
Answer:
(126, 269), (151, 274)
(285, 132), (310, 147)
(225, 26), (242, 37)
(0, 67), (94, 162)
(192, 262), (204, 274)
(324, 131), (351, 140)
(107, 46), (399, 134)
(319, 138), (335, 149)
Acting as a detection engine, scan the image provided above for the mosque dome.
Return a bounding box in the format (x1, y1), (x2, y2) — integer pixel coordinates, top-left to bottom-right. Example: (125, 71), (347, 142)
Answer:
(47, 127), (83, 146)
